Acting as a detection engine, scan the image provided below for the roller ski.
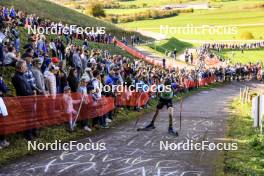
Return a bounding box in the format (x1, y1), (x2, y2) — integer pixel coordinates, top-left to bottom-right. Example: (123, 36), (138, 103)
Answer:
(137, 123), (155, 131)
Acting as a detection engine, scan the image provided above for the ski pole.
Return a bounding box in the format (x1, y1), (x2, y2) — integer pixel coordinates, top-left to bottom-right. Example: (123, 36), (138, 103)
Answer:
(72, 93), (85, 130)
(134, 91), (144, 129)
(180, 97), (183, 131)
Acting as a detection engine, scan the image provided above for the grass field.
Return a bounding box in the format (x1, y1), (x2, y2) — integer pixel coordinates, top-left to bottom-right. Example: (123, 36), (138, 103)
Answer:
(148, 37), (195, 54)
(214, 49), (264, 64)
(119, 0), (264, 40)
(45, 0), (264, 41)
(223, 99), (264, 175)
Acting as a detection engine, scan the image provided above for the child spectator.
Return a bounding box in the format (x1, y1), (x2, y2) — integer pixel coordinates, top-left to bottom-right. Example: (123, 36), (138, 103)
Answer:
(63, 86), (80, 131)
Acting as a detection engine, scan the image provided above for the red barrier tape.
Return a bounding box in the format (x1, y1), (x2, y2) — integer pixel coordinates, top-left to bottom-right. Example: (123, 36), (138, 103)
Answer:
(0, 90), (151, 135)
(114, 39), (162, 66)
(114, 39), (223, 68)
(184, 76), (216, 88)
(116, 91), (150, 107)
(0, 93), (114, 135)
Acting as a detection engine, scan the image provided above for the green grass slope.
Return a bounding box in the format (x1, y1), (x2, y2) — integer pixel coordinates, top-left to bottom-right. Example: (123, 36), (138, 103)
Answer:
(0, 0), (151, 40)
(148, 38), (194, 54)
(224, 99), (264, 175)
(0, 0), (153, 95)
(120, 0), (264, 40)
(214, 49), (264, 64)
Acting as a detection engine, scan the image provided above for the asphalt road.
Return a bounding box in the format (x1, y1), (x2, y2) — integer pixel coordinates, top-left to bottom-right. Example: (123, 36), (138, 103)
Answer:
(0, 81), (263, 176)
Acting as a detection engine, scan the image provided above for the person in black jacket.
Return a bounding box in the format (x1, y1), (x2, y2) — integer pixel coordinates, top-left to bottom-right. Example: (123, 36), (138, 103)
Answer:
(12, 60), (34, 96)
(21, 48), (34, 60)
(173, 48), (177, 60)
(0, 43), (4, 66)
(0, 11), (4, 30)
(67, 68), (79, 92)
(12, 60), (37, 140)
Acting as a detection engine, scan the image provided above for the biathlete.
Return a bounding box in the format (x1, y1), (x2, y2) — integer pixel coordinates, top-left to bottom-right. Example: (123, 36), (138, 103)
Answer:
(137, 78), (178, 136)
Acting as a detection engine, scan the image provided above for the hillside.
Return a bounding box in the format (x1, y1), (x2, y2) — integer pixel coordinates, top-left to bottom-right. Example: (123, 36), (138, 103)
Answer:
(0, 0), (151, 40)
(1, 25), (143, 96)
(0, 0), (153, 96)
(120, 0), (264, 40)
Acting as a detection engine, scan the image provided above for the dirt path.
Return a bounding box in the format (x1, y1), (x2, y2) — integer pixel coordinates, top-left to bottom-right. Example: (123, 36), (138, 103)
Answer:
(131, 45), (195, 69)
(1, 81), (262, 176)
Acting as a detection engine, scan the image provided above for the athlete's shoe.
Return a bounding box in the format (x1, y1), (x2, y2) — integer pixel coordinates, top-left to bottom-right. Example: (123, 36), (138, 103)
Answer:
(100, 125), (109, 129)
(0, 140), (10, 148)
(168, 127), (178, 136)
(106, 118), (112, 123)
(84, 126), (92, 132)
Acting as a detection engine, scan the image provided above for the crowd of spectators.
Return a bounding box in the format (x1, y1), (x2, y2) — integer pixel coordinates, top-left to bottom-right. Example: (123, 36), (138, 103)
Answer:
(0, 6), (263, 149)
(197, 46), (264, 81)
(202, 41), (264, 52)
(184, 49), (194, 64)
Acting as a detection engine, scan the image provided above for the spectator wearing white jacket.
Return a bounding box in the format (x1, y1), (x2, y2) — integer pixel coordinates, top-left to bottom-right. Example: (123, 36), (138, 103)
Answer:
(0, 97), (7, 117)
(0, 78), (9, 149)
(91, 70), (102, 100)
(44, 65), (58, 95)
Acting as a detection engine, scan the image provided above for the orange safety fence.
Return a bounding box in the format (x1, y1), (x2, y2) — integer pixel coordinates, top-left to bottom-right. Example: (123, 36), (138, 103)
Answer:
(0, 90), (152, 135)
(183, 79), (197, 89)
(116, 91), (131, 106)
(0, 93), (115, 135)
(131, 91), (150, 107)
(198, 79), (206, 87)
(115, 39), (146, 60)
(114, 39), (163, 67)
(183, 75), (216, 88)
(114, 39), (224, 69)
(198, 75), (216, 87)
(116, 91), (150, 107)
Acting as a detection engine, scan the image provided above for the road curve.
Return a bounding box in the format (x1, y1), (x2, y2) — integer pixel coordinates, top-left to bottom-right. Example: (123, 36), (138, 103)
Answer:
(0, 81), (263, 176)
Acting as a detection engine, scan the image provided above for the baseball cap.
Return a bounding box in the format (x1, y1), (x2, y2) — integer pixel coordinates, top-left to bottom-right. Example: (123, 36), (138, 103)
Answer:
(51, 57), (60, 64)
